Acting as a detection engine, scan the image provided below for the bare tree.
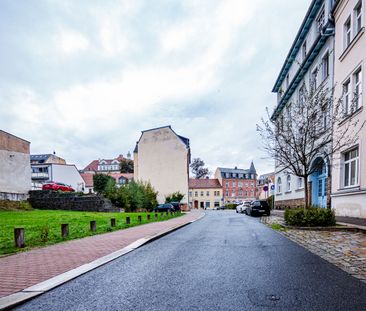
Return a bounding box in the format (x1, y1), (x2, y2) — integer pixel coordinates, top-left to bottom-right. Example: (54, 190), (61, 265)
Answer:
(257, 81), (364, 209)
(190, 158), (210, 179)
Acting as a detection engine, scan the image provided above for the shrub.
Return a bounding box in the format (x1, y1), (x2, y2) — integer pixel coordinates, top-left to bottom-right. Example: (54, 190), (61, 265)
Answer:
(225, 203), (238, 210)
(165, 192), (184, 203)
(284, 207), (336, 227)
(93, 174), (115, 194)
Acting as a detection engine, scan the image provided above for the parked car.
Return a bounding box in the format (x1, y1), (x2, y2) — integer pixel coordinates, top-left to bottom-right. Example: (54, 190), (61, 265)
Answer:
(42, 182), (74, 192)
(242, 201), (252, 214)
(246, 200), (271, 216)
(169, 202), (181, 211)
(236, 203), (245, 213)
(154, 203), (175, 212)
(217, 205), (226, 210)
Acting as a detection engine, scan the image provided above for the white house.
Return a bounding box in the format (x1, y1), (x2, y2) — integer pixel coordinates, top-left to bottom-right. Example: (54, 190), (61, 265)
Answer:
(134, 126), (190, 209)
(0, 130), (31, 200)
(272, 0), (336, 208)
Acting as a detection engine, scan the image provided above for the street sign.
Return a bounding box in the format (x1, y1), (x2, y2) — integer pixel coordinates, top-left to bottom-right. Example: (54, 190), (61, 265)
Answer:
(270, 185), (275, 191)
(263, 185), (268, 192)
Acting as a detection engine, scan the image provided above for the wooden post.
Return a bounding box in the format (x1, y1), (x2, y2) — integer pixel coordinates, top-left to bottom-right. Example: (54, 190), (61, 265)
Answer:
(166, 212), (169, 217)
(111, 218), (116, 227)
(147, 214), (151, 220)
(61, 224), (69, 238)
(90, 220), (96, 232)
(14, 228), (25, 248)
(161, 213), (164, 218)
(155, 213), (158, 219)
(138, 215), (142, 223)
(126, 216), (130, 224)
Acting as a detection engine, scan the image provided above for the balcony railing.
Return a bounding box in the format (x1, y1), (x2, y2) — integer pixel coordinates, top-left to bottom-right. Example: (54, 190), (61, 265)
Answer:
(31, 172), (49, 179)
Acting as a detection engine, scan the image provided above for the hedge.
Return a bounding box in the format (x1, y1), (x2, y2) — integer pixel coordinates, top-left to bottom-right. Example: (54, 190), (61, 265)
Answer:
(284, 207), (336, 227)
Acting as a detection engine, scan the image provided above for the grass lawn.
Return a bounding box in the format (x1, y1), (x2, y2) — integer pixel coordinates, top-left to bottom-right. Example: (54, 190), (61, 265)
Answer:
(0, 209), (182, 255)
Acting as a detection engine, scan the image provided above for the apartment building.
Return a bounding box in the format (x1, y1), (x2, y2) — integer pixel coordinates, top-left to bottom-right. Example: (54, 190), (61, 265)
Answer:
(331, 0), (366, 217)
(189, 179), (223, 209)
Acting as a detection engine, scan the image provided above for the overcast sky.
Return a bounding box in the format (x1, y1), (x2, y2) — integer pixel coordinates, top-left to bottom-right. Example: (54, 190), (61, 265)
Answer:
(0, 0), (310, 175)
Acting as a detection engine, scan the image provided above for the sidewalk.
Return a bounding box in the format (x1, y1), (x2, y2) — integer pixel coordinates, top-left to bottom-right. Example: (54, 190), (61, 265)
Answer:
(0, 211), (203, 300)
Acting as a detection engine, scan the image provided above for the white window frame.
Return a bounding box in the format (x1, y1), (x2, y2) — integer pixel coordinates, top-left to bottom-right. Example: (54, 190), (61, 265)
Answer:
(321, 51), (329, 82)
(343, 147), (360, 188)
(286, 175), (291, 192)
(343, 78), (351, 115)
(297, 177), (303, 189)
(354, 1), (363, 34)
(311, 68), (318, 89)
(344, 17), (352, 49)
(353, 67), (362, 110)
(277, 177), (282, 194)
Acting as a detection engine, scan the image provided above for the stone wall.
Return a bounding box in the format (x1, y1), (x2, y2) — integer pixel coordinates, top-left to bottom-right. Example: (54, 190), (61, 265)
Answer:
(275, 198), (305, 209)
(28, 191), (120, 212)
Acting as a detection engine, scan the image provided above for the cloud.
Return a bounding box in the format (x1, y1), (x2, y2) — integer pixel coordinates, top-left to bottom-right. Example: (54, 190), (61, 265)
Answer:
(56, 29), (90, 55)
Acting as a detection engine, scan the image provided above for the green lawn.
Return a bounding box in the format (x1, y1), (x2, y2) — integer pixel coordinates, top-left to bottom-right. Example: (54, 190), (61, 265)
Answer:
(0, 210), (182, 255)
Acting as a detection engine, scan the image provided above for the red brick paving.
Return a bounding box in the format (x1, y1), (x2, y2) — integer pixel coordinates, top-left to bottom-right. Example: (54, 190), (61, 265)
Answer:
(0, 211), (202, 298)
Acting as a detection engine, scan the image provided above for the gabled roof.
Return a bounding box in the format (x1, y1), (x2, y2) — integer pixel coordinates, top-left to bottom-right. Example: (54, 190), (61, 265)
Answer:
(80, 173), (94, 187)
(217, 167), (250, 174)
(134, 125), (190, 153)
(83, 160), (99, 171)
(189, 178), (222, 189)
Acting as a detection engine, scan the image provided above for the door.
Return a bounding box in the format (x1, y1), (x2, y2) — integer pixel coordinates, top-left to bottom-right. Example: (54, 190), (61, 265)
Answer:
(317, 177), (327, 208)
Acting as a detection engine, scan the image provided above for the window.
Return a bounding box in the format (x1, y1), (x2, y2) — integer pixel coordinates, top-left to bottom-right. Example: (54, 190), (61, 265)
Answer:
(311, 68), (318, 89)
(277, 177), (282, 193)
(317, 8), (325, 33)
(194, 191), (198, 197)
(214, 201), (220, 207)
(205, 202), (210, 208)
(354, 68), (362, 110)
(206, 191), (209, 196)
(250, 190), (254, 197)
(225, 182), (229, 187)
(245, 182), (248, 187)
(299, 85), (305, 105)
(232, 182), (236, 187)
(239, 190), (243, 197)
(251, 182), (254, 188)
(245, 190), (248, 197)
(238, 182), (243, 187)
(297, 177), (303, 189)
(189, 191), (192, 197)
(321, 52), (329, 81)
(231, 191), (235, 197)
(286, 175), (291, 192)
(225, 191), (229, 196)
(344, 17), (352, 48)
(343, 79), (351, 115)
(302, 41), (307, 61)
(355, 1), (363, 34)
(201, 191), (204, 196)
(343, 147), (359, 187)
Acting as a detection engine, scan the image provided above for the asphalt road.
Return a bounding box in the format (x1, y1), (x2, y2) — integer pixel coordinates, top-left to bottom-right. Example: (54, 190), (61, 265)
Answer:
(15, 211), (366, 311)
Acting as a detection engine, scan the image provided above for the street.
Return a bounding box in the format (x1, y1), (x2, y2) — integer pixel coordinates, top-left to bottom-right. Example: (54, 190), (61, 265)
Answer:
(15, 211), (366, 311)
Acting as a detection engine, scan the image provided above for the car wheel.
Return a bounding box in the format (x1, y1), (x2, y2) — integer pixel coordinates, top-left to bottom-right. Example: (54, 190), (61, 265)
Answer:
(236, 210), (238, 213)
(267, 211), (271, 216)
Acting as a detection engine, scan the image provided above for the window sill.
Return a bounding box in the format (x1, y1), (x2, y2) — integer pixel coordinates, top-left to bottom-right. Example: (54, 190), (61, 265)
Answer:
(285, 191), (292, 194)
(276, 193), (282, 196)
(339, 27), (365, 62)
(295, 188), (304, 192)
(337, 185), (360, 192)
(338, 106), (363, 126)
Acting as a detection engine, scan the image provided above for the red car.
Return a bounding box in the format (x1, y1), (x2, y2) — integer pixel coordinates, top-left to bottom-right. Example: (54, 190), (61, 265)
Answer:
(42, 182), (75, 192)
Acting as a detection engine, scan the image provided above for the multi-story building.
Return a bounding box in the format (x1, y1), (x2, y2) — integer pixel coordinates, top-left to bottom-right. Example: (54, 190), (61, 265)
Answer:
(83, 154), (130, 173)
(189, 178), (223, 209)
(215, 162), (257, 204)
(0, 130), (31, 200)
(331, 0), (366, 218)
(134, 126), (190, 209)
(272, 0), (336, 208)
(31, 154), (85, 192)
(257, 172), (275, 200)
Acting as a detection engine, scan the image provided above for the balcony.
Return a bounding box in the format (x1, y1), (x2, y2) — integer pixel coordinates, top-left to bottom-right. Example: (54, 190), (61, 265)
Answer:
(31, 172), (49, 180)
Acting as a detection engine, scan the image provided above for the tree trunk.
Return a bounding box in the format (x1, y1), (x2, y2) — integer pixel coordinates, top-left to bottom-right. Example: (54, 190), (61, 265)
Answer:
(304, 176), (309, 209)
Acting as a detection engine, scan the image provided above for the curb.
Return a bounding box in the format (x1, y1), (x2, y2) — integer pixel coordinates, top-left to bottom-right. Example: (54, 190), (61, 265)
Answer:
(0, 212), (205, 311)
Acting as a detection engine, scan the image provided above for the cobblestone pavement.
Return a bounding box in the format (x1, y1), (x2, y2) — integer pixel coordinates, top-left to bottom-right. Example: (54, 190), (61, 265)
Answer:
(0, 211), (203, 298)
(262, 216), (366, 283)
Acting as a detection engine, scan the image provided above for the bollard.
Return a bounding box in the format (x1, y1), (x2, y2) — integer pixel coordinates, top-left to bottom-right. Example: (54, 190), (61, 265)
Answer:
(155, 213), (158, 219)
(166, 212), (169, 217)
(61, 224), (69, 238)
(161, 213), (164, 218)
(138, 215), (142, 223)
(126, 216), (130, 224)
(111, 218), (116, 227)
(14, 228), (25, 248)
(147, 214), (151, 221)
(90, 220), (96, 232)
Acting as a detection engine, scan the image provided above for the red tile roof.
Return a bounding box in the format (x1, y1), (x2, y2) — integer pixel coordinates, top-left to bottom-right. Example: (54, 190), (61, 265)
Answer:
(80, 173), (94, 187)
(108, 173), (134, 181)
(189, 178), (222, 189)
(83, 160), (99, 171)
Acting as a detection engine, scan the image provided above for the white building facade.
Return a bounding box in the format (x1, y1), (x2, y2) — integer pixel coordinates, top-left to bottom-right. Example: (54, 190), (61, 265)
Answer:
(0, 130), (31, 200)
(272, 0), (336, 208)
(331, 0), (366, 218)
(134, 126), (190, 209)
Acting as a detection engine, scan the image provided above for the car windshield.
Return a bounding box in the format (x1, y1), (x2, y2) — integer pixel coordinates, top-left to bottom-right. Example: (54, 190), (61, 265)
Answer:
(260, 201), (269, 208)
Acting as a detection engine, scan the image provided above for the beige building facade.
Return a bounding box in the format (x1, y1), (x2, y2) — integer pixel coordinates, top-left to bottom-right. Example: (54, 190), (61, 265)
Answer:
(0, 130), (31, 200)
(189, 179), (223, 209)
(134, 126), (190, 208)
(331, 0), (366, 217)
